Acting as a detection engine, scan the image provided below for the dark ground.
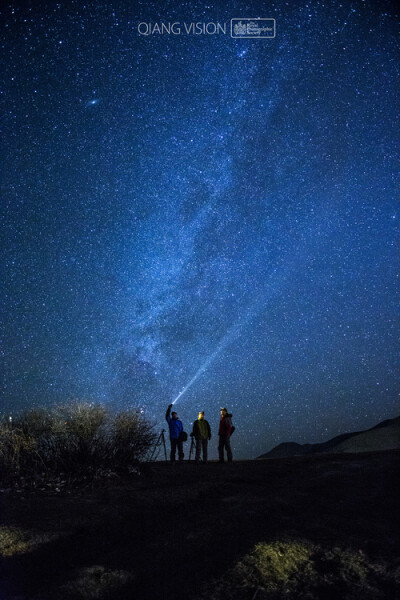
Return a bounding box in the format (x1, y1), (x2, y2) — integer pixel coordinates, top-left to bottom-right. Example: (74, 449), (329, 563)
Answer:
(0, 450), (399, 599)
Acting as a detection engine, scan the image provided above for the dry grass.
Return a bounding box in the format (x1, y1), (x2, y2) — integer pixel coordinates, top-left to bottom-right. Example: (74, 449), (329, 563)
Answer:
(0, 526), (60, 557)
(59, 565), (134, 600)
(200, 539), (398, 600)
(235, 540), (313, 592)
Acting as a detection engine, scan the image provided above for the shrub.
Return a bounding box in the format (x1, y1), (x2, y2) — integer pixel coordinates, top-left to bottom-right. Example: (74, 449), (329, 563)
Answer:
(112, 410), (155, 465)
(0, 423), (39, 475)
(54, 402), (109, 471)
(0, 402), (155, 481)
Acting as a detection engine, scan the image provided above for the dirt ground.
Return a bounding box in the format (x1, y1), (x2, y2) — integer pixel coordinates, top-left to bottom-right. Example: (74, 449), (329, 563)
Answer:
(0, 450), (399, 600)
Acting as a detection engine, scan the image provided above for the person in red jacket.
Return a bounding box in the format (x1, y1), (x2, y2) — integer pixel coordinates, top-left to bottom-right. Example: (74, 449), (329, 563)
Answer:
(218, 407), (233, 463)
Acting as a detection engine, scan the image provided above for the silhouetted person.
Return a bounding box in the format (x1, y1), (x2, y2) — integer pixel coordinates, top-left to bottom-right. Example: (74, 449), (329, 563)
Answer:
(218, 407), (233, 463)
(166, 404), (184, 462)
(192, 411), (211, 464)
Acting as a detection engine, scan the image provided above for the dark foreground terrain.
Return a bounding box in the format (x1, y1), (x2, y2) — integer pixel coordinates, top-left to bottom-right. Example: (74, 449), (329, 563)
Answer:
(1, 451), (399, 600)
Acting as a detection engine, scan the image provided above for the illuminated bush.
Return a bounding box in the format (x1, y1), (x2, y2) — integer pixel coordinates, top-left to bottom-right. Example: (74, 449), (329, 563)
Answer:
(235, 540), (313, 592)
(0, 526), (60, 557)
(202, 539), (393, 599)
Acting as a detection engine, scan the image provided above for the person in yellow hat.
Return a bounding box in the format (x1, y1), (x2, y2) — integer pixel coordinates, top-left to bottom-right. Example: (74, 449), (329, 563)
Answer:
(192, 411), (211, 464)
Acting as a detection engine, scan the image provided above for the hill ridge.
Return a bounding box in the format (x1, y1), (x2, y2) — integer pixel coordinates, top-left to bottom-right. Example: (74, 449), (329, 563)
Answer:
(257, 415), (400, 459)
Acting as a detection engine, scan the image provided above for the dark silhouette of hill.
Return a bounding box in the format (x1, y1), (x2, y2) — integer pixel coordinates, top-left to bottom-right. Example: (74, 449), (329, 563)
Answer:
(257, 415), (400, 459)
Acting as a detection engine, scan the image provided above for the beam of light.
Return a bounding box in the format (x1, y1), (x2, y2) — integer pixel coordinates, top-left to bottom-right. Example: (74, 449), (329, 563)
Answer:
(171, 207), (334, 406)
(171, 291), (271, 406)
(171, 324), (239, 405)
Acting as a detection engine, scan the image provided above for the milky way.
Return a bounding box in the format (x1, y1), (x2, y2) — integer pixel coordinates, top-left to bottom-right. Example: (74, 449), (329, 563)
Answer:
(2, 1), (399, 458)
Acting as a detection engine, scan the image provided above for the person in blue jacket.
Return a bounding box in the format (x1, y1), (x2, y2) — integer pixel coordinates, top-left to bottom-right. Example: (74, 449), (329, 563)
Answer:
(165, 404), (184, 462)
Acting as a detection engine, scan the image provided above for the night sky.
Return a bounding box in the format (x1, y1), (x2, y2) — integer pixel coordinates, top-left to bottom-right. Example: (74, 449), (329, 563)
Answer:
(2, 1), (399, 459)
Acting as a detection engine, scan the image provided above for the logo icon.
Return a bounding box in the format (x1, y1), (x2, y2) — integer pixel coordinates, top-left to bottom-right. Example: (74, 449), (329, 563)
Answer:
(231, 18), (275, 39)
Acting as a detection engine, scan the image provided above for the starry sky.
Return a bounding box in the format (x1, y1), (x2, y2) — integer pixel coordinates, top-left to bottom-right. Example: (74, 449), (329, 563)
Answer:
(2, 0), (399, 458)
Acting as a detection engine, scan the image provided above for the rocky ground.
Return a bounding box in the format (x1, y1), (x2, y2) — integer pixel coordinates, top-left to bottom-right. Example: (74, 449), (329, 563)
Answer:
(0, 450), (399, 599)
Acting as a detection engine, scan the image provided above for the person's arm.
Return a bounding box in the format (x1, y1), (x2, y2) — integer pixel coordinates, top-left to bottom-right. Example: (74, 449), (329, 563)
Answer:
(206, 421), (211, 440)
(165, 404), (172, 423)
(192, 421), (197, 437)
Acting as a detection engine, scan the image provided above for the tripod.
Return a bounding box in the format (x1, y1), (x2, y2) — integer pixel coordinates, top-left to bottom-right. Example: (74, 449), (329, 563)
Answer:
(188, 433), (196, 462)
(149, 428), (168, 462)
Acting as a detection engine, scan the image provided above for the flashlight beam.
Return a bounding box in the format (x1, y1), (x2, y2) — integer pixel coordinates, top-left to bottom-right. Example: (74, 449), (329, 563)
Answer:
(171, 307), (257, 405)
(171, 206), (335, 406)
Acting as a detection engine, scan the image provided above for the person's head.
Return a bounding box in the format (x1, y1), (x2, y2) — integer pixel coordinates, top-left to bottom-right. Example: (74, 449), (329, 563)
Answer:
(220, 407), (227, 417)
(198, 411), (204, 420)
(171, 411), (178, 419)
